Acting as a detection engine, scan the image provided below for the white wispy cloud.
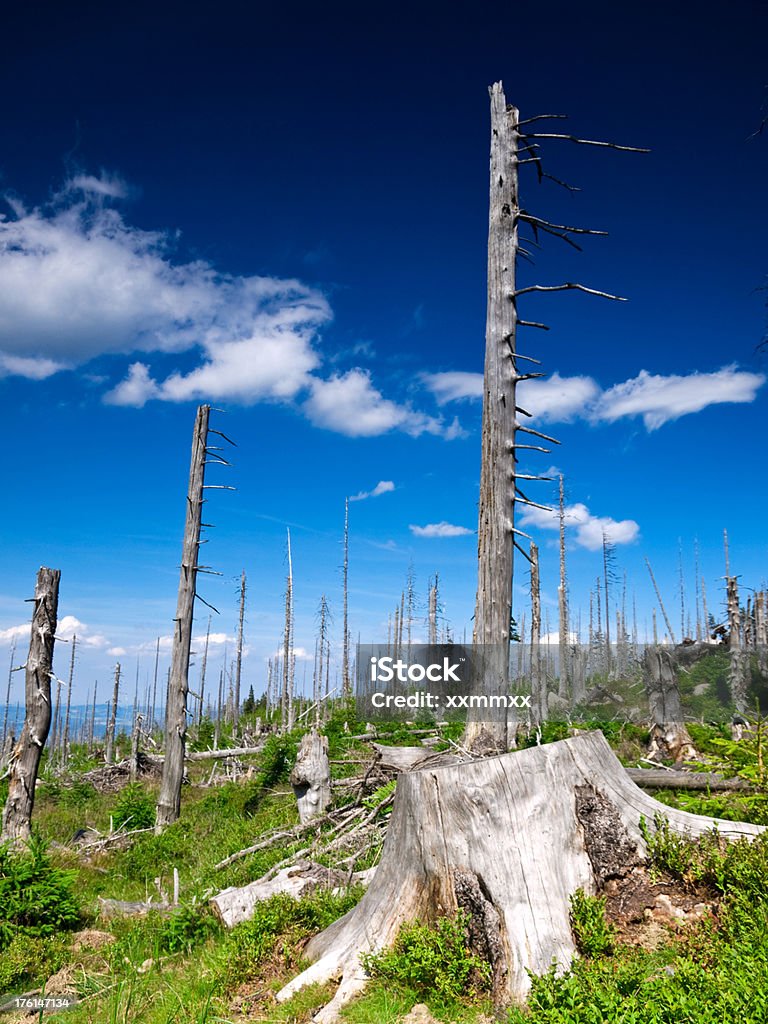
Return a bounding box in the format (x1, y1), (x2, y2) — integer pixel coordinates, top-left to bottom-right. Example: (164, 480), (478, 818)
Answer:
(409, 521), (474, 538)
(56, 615), (111, 648)
(519, 501), (639, 551)
(423, 365), (765, 430)
(349, 480), (396, 502)
(593, 366), (766, 430)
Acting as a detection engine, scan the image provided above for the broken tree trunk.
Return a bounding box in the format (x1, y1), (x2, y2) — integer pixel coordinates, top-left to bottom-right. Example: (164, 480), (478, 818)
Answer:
(642, 646), (697, 763)
(465, 81), (520, 755)
(156, 404), (209, 829)
(105, 662), (121, 765)
(291, 730), (332, 823)
(211, 861), (353, 928)
(277, 731), (762, 1023)
(1, 567), (61, 845)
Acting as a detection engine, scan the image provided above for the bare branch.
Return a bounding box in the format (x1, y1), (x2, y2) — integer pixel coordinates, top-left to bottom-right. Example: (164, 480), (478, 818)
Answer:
(524, 132), (650, 153)
(517, 424), (561, 444)
(519, 213), (608, 237)
(194, 593), (220, 615)
(514, 283), (627, 301)
(208, 428), (238, 447)
(513, 114), (569, 127)
(517, 320), (550, 330)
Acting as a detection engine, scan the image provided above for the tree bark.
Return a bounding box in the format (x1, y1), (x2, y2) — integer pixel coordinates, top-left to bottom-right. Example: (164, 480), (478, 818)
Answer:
(1, 567), (61, 845)
(156, 404), (209, 829)
(277, 731), (763, 1022)
(465, 82), (519, 755)
(105, 662), (121, 765)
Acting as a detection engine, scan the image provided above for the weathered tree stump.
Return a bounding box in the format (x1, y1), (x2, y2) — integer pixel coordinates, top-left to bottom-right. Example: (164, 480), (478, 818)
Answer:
(642, 647), (697, 763)
(277, 731), (763, 1022)
(291, 731), (332, 823)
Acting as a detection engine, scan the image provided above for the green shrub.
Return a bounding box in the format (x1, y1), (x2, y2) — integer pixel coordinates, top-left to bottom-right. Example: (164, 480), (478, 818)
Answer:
(0, 834), (81, 949)
(569, 889), (615, 957)
(360, 912), (490, 1008)
(112, 782), (156, 831)
(157, 903), (220, 954)
(0, 933), (68, 992)
(225, 886), (363, 981)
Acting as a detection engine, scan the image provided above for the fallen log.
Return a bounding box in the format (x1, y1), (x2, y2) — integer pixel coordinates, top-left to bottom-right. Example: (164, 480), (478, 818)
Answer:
(211, 860), (373, 928)
(276, 731), (763, 1023)
(185, 744), (265, 761)
(626, 768), (750, 791)
(98, 897), (172, 918)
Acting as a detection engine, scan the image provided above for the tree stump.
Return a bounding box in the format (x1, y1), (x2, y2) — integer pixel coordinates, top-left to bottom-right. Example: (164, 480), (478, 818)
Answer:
(277, 731), (763, 1022)
(291, 731), (332, 823)
(642, 647), (697, 763)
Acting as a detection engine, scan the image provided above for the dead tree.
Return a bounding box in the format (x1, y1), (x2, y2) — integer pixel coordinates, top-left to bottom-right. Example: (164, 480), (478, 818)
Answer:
(465, 83), (645, 753)
(727, 575), (748, 712)
(557, 474), (569, 702)
(197, 615), (211, 725)
(529, 541), (546, 725)
(1, 567), (61, 845)
(233, 571), (246, 727)
(277, 731), (761, 1022)
(281, 529), (295, 734)
(60, 633), (77, 766)
(645, 557), (676, 644)
(2, 637), (17, 754)
(156, 404), (210, 829)
(105, 662), (121, 765)
(341, 497), (351, 696)
(428, 574), (438, 646)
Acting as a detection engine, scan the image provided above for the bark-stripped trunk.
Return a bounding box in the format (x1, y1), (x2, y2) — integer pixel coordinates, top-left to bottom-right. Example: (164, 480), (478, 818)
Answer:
(277, 731), (763, 1023)
(105, 662), (121, 765)
(342, 498), (351, 696)
(61, 634), (77, 766)
(198, 616), (211, 725)
(156, 404), (209, 829)
(727, 576), (748, 712)
(530, 542), (546, 726)
(233, 572), (246, 727)
(557, 475), (569, 701)
(465, 82), (519, 754)
(428, 575), (438, 646)
(281, 529), (295, 733)
(1, 567), (61, 845)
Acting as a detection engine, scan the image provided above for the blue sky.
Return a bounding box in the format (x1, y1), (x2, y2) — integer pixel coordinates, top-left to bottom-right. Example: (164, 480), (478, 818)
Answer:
(1, 0), (766, 709)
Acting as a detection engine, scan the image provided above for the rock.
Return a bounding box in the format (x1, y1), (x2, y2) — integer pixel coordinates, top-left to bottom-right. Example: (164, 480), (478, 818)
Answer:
(72, 928), (116, 950)
(401, 1005), (439, 1024)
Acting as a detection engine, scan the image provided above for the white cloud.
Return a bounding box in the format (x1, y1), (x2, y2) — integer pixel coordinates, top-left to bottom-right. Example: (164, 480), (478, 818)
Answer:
(108, 646), (127, 656)
(304, 369), (448, 438)
(422, 371), (483, 404)
(593, 366), (766, 430)
(0, 623), (30, 645)
(67, 174), (129, 199)
(519, 501), (639, 551)
(422, 366), (765, 431)
(409, 521), (474, 538)
(56, 615), (110, 648)
(518, 373), (601, 422)
(349, 480), (396, 502)
(0, 353), (67, 380)
(105, 362), (159, 407)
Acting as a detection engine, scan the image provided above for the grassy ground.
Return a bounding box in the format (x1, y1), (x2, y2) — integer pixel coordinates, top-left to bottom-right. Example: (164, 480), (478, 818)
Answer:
(2, 712), (768, 1023)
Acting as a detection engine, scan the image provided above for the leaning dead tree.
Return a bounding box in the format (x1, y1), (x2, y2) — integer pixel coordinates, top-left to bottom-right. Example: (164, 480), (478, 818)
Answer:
(1, 567), (61, 845)
(278, 731), (762, 1022)
(465, 82), (645, 751)
(156, 404), (234, 829)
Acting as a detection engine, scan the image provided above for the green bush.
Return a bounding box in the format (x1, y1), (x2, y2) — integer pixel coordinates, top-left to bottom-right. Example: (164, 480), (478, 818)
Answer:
(360, 912), (490, 1008)
(112, 782), (156, 831)
(0, 834), (81, 949)
(225, 886), (363, 981)
(569, 889), (615, 957)
(157, 903), (220, 954)
(0, 932), (68, 992)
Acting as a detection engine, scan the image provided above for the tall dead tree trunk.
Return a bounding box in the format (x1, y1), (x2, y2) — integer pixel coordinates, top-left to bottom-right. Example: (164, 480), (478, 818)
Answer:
(530, 541), (546, 726)
(557, 474), (569, 702)
(278, 731), (762, 1022)
(2, 638), (17, 754)
(2, 567), (61, 845)
(60, 634), (77, 767)
(645, 557), (676, 645)
(198, 615), (211, 725)
(727, 575), (748, 713)
(233, 570), (246, 728)
(156, 403), (210, 830)
(342, 497), (351, 696)
(465, 83), (520, 755)
(428, 574), (438, 646)
(105, 662), (121, 765)
(281, 529), (295, 734)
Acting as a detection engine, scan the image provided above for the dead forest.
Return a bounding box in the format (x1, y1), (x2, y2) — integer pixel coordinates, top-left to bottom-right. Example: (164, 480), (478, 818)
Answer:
(1, 81), (767, 1024)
